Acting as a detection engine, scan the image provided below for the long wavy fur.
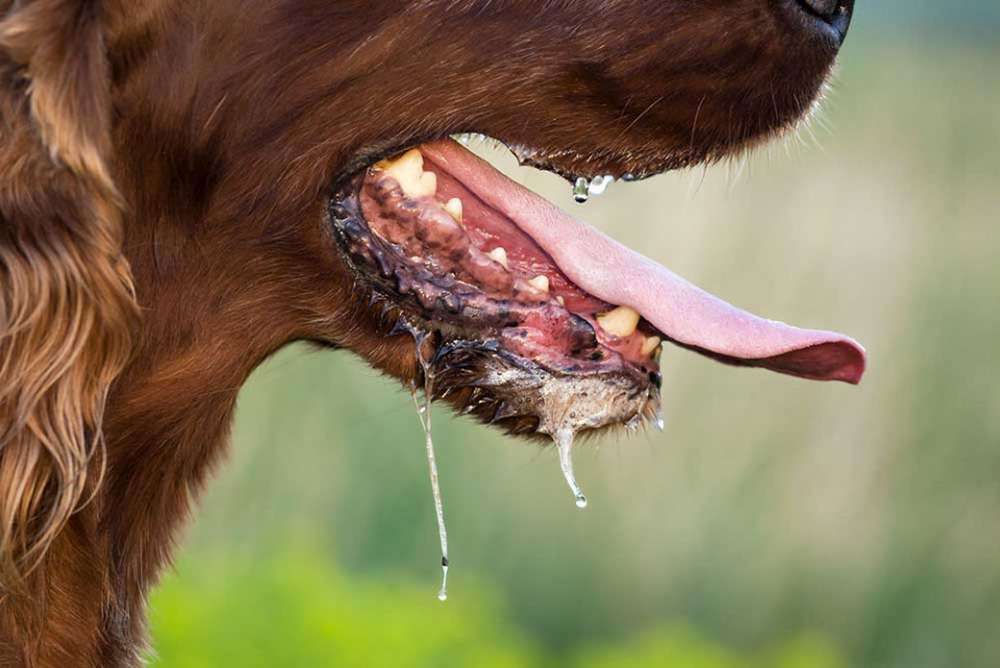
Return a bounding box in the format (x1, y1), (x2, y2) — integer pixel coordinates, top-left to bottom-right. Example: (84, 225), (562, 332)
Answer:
(0, 0), (137, 588)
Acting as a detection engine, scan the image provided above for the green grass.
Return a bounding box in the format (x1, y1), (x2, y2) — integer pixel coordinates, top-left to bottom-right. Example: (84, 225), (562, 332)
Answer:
(150, 42), (1000, 668)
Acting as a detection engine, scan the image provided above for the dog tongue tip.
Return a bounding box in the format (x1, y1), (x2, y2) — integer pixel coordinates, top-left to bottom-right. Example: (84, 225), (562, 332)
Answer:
(743, 336), (867, 385)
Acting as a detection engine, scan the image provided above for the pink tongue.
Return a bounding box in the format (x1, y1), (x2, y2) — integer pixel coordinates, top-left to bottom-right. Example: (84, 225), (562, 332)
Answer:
(422, 140), (866, 384)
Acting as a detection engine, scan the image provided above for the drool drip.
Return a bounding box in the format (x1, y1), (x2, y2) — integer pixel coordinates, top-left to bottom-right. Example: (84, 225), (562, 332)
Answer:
(411, 334), (450, 602)
(554, 429), (588, 509)
(572, 175), (615, 203)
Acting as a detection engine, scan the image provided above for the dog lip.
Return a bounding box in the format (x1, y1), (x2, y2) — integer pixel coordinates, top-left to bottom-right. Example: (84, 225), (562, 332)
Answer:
(327, 180), (661, 436)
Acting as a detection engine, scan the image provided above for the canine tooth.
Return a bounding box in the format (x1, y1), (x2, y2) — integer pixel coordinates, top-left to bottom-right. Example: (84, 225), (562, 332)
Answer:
(380, 148), (423, 174)
(380, 149), (437, 198)
(487, 247), (509, 269)
(641, 336), (662, 358)
(444, 198), (463, 222)
(597, 306), (640, 338)
(528, 275), (550, 293)
(420, 171), (438, 196)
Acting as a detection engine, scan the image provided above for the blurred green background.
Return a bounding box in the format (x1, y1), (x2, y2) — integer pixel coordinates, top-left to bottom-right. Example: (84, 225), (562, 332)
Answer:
(148, 5), (1000, 667)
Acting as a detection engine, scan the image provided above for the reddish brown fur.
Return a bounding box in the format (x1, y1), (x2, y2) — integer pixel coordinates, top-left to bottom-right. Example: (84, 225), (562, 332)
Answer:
(0, 1), (844, 664)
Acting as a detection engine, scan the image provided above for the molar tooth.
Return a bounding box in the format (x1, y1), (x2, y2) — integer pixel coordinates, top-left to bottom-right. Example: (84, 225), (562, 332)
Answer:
(641, 335), (662, 358)
(486, 247), (509, 270)
(444, 198), (463, 222)
(528, 275), (550, 293)
(597, 306), (640, 338)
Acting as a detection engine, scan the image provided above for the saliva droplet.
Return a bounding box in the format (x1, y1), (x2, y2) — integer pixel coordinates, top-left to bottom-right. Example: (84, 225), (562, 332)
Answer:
(554, 429), (588, 509)
(587, 175), (614, 197)
(438, 558), (450, 601)
(573, 177), (590, 204)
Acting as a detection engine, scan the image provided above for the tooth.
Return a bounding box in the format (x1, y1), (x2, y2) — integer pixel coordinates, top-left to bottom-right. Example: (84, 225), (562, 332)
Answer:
(528, 275), (550, 293)
(487, 247), (509, 270)
(379, 148), (423, 175)
(641, 336), (662, 358)
(418, 171), (438, 197)
(379, 149), (436, 198)
(444, 198), (463, 222)
(597, 306), (640, 338)
(556, 296), (565, 306)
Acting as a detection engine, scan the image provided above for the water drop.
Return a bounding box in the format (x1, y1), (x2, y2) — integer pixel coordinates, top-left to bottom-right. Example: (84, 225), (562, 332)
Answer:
(573, 177), (590, 203)
(587, 175), (614, 197)
(553, 429), (588, 510)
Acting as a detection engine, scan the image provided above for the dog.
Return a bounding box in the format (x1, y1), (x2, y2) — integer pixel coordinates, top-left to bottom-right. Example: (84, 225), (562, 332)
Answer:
(0, 1), (862, 664)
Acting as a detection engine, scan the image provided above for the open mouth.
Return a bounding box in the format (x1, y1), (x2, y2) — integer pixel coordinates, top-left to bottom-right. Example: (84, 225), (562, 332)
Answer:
(329, 138), (866, 439)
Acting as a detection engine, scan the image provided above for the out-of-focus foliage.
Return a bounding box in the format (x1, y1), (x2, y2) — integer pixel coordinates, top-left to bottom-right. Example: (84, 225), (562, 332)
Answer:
(575, 626), (846, 668)
(149, 553), (538, 668)
(149, 555), (847, 668)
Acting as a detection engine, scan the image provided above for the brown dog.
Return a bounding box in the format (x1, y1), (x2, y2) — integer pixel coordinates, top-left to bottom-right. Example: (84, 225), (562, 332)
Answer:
(0, 1), (862, 664)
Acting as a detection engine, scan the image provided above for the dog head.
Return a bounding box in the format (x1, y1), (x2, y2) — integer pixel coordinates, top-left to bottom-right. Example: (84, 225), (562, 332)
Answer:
(0, 0), (860, 581)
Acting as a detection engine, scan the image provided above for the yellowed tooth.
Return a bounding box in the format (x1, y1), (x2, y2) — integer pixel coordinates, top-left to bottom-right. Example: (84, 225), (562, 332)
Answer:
(444, 197), (463, 222)
(528, 275), (550, 293)
(597, 306), (640, 338)
(379, 149), (437, 198)
(641, 335), (662, 358)
(556, 296), (565, 306)
(379, 148), (423, 174)
(418, 171), (438, 197)
(487, 247), (509, 270)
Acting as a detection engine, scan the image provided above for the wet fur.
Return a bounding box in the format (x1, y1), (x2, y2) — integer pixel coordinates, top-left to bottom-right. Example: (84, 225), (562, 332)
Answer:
(0, 1), (840, 664)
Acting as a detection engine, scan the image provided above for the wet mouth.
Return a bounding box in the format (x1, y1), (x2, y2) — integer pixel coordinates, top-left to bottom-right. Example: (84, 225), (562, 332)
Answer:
(329, 138), (866, 438)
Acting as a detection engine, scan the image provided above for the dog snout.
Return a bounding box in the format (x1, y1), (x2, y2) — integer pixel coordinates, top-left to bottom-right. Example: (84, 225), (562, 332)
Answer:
(794, 0), (855, 45)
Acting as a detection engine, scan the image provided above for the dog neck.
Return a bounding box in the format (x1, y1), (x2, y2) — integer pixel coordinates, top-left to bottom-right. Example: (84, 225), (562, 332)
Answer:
(93, 270), (291, 655)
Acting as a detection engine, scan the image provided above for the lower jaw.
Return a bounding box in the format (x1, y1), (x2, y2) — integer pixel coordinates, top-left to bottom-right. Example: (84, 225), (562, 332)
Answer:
(328, 176), (661, 438)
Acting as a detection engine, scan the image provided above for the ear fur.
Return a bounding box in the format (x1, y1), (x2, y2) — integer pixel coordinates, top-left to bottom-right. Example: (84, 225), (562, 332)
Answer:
(0, 0), (137, 587)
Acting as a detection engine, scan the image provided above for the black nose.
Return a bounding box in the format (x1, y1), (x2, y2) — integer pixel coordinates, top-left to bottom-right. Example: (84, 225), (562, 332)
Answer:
(796, 0), (855, 44)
